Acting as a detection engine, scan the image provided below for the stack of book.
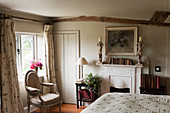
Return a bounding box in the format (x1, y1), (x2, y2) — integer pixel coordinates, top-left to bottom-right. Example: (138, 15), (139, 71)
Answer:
(141, 74), (160, 89)
(76, 79), (84, 84)
(108, 57), (134, 65)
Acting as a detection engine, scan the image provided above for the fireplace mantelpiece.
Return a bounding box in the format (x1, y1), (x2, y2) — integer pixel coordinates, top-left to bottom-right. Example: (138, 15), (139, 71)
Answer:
(97, 64), (143, 94)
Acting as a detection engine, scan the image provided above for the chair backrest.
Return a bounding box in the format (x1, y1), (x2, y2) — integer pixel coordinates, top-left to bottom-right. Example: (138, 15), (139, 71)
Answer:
(25, 70), (40, 95)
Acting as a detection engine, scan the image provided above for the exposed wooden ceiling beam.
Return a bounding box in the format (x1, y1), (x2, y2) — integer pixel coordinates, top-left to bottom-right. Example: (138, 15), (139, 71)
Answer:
(52, 16), (170, 27)
(150, 11), (170, 23)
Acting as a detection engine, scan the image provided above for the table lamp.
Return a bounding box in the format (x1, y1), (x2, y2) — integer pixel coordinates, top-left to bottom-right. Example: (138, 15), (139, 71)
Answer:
(77, 57), (88, 79)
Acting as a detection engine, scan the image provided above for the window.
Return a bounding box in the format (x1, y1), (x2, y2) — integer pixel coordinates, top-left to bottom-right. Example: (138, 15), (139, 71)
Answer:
(16, 33), (45, 78)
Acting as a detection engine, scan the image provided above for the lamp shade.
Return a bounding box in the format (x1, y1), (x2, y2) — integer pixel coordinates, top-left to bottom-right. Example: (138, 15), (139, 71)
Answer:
(77, 57), (88, 65)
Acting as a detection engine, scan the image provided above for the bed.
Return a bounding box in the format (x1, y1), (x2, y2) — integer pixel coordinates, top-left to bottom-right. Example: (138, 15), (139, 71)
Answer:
(81, 93), (170, 113)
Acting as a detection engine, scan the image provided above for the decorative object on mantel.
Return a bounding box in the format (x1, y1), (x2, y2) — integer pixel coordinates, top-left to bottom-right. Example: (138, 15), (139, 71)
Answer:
(136, 36), (144, 64)
(77, 57), (88, 79)
(30, 58), (43, 74)
(108, 57), (134, 65)
(96, 36), (104, 64)
(105, 27), (138, 55)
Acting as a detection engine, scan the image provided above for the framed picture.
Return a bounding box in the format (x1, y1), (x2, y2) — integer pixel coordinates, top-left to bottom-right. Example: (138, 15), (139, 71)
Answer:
(105, 26), (138, 55)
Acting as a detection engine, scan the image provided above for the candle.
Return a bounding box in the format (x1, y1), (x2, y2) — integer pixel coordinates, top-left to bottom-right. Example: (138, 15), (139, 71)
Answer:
(99, 37), (102, 42)
(139, 36), (142, 42)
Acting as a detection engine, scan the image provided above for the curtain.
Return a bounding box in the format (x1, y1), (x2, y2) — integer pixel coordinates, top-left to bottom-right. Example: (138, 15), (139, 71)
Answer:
(0, 15), (24, 113)
(44, 25), (59, 94)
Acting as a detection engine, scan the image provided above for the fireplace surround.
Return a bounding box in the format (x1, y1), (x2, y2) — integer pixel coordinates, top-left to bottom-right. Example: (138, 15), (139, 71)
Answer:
(98, 64), (143, 94)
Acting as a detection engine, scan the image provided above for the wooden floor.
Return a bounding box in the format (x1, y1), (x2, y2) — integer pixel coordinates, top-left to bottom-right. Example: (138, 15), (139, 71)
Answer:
(32, 104), (86, 113)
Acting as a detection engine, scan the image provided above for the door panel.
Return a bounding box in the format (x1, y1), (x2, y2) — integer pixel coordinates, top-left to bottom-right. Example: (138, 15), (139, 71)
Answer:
(54, 31), (79, 104)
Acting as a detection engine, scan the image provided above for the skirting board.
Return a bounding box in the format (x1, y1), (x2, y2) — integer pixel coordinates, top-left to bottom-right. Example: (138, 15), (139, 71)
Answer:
(24, 105), (38, 113)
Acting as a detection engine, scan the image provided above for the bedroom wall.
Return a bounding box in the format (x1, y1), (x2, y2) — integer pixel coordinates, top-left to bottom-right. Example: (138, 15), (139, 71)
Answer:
(53, 22), (170, 94)
(0, 8), (50, 107)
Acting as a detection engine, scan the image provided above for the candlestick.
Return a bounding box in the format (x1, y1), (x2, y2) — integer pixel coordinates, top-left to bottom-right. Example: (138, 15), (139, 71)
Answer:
(139, 36), (142, 42)
(136, 41), (144, 64)
(99, 37), (102, 42)
(97, 39), (104, 64)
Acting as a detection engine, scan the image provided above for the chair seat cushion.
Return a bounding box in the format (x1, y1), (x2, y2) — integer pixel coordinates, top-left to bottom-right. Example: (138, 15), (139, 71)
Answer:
(30, 93), (60, 105)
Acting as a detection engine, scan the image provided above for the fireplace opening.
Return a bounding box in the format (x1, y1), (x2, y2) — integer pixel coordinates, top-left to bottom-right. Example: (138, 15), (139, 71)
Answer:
(110, 86), (130, 93)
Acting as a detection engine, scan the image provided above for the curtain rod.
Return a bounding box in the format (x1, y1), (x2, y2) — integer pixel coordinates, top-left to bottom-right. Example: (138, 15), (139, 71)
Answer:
(0, 13), (50, 23)
(12, 16), (49, 23)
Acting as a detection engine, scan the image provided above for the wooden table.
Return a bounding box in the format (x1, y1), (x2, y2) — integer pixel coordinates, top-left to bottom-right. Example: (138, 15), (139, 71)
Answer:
(75, 83), (87, 108)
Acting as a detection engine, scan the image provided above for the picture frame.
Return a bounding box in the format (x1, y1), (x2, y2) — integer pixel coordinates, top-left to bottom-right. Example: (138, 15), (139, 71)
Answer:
(105, 26), (138, 56)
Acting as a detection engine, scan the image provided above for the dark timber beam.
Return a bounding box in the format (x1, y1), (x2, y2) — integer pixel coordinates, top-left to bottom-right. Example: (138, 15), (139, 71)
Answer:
(52, 16), (170, 27)
(150, 11), (170, 23)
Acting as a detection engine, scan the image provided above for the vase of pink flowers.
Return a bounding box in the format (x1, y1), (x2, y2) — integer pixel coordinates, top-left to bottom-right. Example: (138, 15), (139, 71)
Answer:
(30, 58), (43, 74)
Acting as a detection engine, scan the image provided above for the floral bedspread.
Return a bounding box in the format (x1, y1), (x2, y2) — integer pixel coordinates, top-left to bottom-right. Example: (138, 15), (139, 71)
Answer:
(81, 93), (170, 113)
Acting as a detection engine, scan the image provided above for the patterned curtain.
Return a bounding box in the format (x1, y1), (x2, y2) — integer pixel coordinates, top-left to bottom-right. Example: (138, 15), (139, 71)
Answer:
(44, 25), (59, 94)
(0, 14), (24, 113)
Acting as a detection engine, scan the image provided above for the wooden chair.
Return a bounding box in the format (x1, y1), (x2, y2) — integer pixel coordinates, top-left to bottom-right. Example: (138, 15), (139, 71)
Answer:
(25, 70), (61, 113)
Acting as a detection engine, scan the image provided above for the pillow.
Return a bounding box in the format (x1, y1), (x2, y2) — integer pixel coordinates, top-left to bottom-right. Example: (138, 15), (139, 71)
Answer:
(78, 89), (91, 99)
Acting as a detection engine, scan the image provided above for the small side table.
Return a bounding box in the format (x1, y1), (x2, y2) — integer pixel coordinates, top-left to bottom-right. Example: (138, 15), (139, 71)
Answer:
(75, 83), (87, 108)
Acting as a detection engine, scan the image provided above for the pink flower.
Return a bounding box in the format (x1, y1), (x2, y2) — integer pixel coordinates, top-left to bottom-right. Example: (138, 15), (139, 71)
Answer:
(30, 58), (43, 70)
(30, 63), (35, 69)
(34, 62), (39, 67)
(36, 61), (42, 67)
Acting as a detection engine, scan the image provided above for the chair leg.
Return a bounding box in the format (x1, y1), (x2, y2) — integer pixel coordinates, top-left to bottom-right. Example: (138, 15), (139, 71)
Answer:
(40, 108), (43, 112)
(80, 100), (82, 106)
(59, 103), (61, 113)
(28, 103), (30, 113)
(43, 107), (46, 113)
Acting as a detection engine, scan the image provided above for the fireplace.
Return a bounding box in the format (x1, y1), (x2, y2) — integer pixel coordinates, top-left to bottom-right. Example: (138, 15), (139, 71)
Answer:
(98, 64), (143, 94)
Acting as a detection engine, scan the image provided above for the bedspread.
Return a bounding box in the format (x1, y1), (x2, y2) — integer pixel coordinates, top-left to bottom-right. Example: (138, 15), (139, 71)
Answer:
(81, 93), (170, 113)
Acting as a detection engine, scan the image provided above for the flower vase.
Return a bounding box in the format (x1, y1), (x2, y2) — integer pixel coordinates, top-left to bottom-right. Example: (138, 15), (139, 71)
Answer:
(35, 68), (38, 74)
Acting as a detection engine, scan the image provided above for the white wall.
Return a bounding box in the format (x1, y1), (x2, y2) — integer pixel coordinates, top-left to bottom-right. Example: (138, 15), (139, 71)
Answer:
(53, 21), (170, 93)
(15, 20), (44, 33)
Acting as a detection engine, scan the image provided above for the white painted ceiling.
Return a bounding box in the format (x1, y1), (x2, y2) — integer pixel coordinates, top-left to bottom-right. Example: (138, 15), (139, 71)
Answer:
(0, 0), (169, 21)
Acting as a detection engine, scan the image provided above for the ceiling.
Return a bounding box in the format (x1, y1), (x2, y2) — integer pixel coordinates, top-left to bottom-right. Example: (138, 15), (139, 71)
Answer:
(0, 0), (169, 21)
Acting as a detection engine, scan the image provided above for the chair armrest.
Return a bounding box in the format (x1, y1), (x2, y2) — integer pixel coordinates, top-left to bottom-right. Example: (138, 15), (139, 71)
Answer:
(26, 86), (40, 92)
(26, 86), (45, 103)
(40, 82), (60, 95)
(40, 82), (56, 87)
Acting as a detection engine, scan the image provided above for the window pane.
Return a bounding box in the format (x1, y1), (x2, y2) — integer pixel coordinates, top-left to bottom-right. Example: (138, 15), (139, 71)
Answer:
(21, 35), (34, 76)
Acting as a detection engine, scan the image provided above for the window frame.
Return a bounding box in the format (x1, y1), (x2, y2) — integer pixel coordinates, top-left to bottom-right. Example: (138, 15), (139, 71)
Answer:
(16, 32), (41, 80)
